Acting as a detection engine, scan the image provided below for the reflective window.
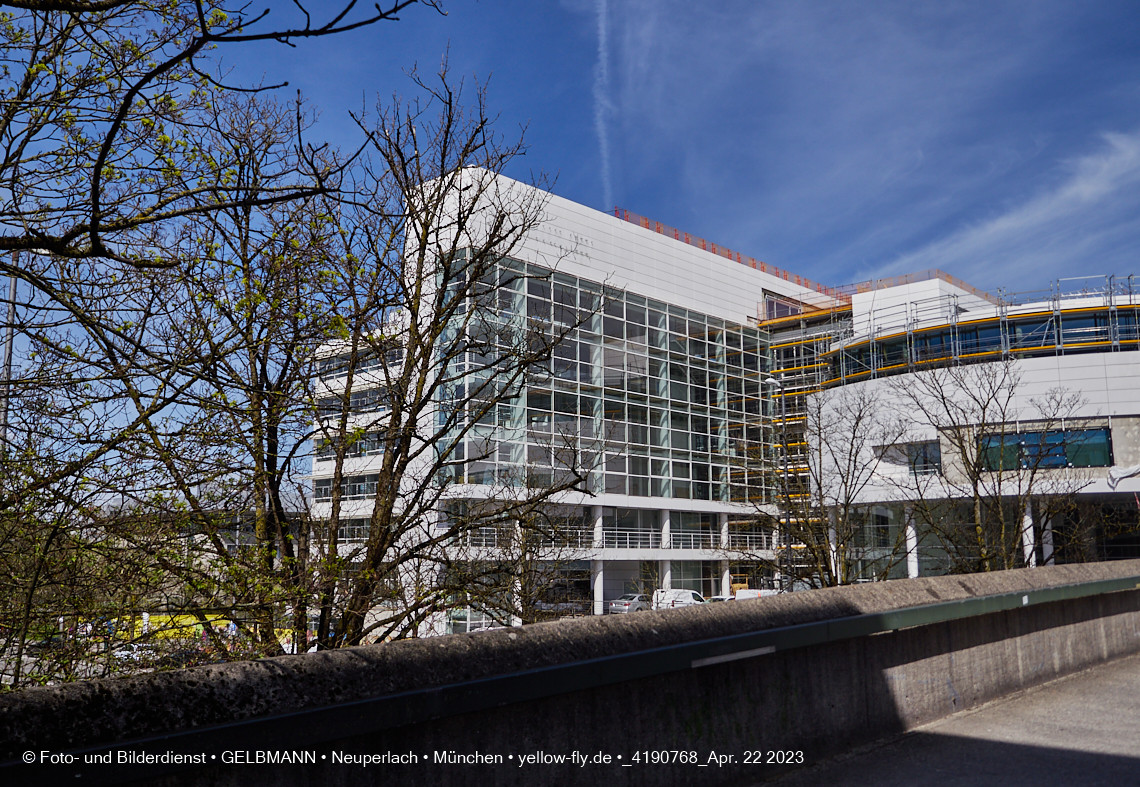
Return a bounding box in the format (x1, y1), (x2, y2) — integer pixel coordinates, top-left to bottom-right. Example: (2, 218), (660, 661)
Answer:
(440, 259), (769, 502)
(981, 428), (1112, 470)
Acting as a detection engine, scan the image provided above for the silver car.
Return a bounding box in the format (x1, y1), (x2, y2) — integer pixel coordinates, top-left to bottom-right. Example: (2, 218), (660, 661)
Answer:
(607, 593), (651, 613)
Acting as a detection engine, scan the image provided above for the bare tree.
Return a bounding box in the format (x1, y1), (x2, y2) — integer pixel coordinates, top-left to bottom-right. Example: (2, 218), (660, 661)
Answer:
(436, 502), (593, 631)
(725, 382), (909, 590)
(888, 359), (1094, 573)
(308, 73), (599, 647)
(0, 1), (432, 264)
(64, 74), (586, 655)
(90, 93), (345, 655)
(0, 1), (444, 512)
(0, 64), (600, 683)
(786, 382), (909, 587)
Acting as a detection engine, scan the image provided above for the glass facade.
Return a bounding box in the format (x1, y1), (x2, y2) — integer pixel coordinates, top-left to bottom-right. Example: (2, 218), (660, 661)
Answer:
(317, 388), (388, 414)
(980, 428), (1113, 471)
(826, 307), (1140, 384)
(314, 473), (379, 501)
(671, 560), (722, 598)
(452, 260), (771, 504)
(315, 431), (384, 459)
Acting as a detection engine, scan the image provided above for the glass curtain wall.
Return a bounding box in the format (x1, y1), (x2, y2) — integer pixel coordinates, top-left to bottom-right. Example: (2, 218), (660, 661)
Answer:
(452, 259), (771, 504)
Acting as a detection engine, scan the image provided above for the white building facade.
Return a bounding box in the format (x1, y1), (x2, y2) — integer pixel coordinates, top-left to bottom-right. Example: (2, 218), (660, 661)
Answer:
(311, 174), (849, 631)
(807, 274), (1140, 576)
(312, 173), (1140, 633)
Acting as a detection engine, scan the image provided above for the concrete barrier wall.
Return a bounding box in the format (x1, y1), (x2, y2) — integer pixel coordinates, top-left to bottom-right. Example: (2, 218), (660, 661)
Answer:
(5, 560), (1140, 787)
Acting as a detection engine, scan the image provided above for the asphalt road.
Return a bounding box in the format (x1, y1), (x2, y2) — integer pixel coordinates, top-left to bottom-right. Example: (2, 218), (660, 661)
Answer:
(764, 651), (1140, 787)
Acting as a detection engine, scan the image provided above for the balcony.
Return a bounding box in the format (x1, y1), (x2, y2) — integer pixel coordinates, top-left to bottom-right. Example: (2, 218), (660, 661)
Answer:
(728, 531), (777, 551)
(602, 528), (660, 549)
(670, 530), (718, 550)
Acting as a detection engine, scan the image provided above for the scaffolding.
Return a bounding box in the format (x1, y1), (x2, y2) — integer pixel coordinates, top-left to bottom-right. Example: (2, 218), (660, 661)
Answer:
(825, 275), (1140, 386)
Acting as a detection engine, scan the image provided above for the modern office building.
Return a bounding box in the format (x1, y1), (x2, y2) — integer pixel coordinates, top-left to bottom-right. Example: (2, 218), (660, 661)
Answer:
(311, 173), (854, 631)
(312, 172), (1140, 633)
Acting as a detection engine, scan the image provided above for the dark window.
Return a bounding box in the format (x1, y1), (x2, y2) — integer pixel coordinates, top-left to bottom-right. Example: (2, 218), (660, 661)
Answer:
(1060, 314), (1111, 346)
(316, 431), (384, 459)
(981, 428), (1113, 470)
(317, 387), (389, 414)
(908, 441), (942, 475)
(1011, 318), (1055, 350)
(314, 474), (380, 501)
(959, 325), (1002, 355)
(873, 513), (890, 548)
(879, 340), (907, 367)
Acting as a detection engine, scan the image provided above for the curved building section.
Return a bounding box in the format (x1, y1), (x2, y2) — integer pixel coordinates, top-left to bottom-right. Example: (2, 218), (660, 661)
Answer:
(763, 273), (1140, 579)
(823, 276), (1140, 385)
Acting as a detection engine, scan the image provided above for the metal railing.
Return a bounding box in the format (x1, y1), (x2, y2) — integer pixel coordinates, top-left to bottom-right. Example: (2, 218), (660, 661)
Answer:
(454, 527), (595, 550)
(671, 530), (718, 550)
(603, 528), (660, 549)
(542, 528), (593, 549)
(728, 531), (776, 551)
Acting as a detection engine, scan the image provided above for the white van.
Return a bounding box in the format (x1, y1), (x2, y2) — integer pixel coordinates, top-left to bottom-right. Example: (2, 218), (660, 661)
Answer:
(734, 588), (779, 601)
(652, 589), (708, 610)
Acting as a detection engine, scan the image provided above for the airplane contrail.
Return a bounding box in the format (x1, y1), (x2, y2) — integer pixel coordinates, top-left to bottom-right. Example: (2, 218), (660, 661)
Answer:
(593, 0), (613, 211)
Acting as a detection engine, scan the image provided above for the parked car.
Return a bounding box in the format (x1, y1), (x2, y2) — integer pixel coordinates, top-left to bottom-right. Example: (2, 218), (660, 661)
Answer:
(112, 643), (159, 663)
(607, 594), (651, 613)
(708, 595), (735, 603)
(652, 589), (708, 610)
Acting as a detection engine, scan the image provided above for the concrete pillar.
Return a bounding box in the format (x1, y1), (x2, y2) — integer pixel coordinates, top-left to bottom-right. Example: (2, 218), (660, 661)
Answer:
(510, 575), (523, 627)
(719, 512), (729, 548)
(591, 505), (604, 550)
(826, 508), (839, 581)
(720, 560), (731, 597)
(1022, 502), (1037, 569)
(905, 506), (919, 579)
(1042, 511), (1055, 566)
(591, 560), (605, 615)
(660, 509), (671, 550)
(659, 560), (672, 590)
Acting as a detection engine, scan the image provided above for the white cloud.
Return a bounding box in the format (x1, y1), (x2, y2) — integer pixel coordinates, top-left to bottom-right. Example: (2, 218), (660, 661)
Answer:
(566, 1), (1140, 294)
(593, 0), (614, 210)
(874, 130), (1140, 291)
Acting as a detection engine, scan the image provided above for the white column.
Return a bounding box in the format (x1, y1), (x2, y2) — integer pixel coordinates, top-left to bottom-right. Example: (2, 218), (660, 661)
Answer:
(720, 560), (731, 597)
(591, 505), (604, 550)
(591, 560), (605, 615)
(659, 509), (672, 598)
(1021, 502), (1037, 568)
(719, 512), (729, 548)
(1042, 511), (1055, 566)
(826, 508), (839, 581)
(511, 575), (523, 627)
(905, 505), (919, 579)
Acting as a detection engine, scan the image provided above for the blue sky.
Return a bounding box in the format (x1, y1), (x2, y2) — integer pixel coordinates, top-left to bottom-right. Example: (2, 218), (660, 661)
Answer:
(228, 1), (1140, 295)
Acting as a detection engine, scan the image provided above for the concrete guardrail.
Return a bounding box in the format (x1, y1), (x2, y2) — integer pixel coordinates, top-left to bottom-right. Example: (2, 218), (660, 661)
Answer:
(4, 560), (1140, 787)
